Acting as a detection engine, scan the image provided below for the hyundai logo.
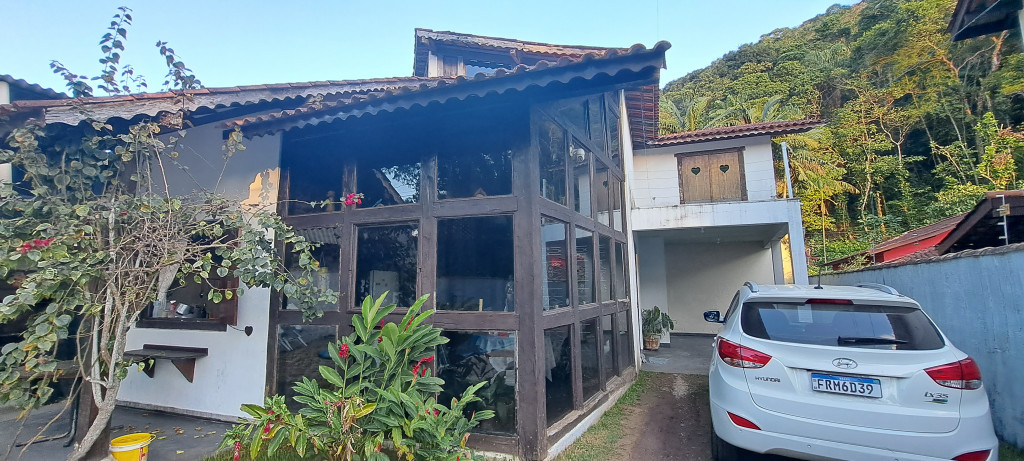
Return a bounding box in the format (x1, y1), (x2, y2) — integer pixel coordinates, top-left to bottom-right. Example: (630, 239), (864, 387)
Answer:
(832, 358), (857, 369)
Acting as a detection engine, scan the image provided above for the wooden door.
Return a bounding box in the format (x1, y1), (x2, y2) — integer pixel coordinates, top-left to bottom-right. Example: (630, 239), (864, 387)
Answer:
(677, 154), (711, 202)
(709, 150), (742, 201)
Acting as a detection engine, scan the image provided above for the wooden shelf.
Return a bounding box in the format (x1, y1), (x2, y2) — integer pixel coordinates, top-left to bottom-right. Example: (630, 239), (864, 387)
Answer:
(123, 344), (208, 383)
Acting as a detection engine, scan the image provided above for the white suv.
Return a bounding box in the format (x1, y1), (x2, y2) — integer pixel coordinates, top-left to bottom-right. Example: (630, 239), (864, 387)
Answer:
(704, 282), (998, 461)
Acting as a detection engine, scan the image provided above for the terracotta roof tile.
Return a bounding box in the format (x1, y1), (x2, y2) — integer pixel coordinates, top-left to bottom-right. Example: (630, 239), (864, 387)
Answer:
(231, 41), (671, 135)
(653, 119), (826, 146)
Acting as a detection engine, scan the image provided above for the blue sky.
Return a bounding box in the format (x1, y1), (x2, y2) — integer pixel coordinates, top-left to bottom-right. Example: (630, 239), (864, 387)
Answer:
(1, 1), (855, 95)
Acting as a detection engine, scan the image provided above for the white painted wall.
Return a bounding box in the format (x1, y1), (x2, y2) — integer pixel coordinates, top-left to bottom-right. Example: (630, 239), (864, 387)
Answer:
(0, 81), (10, 105)
(631, 136), (777, 209)
(117, 124), (282, 419)
(619, 91), (644, 370)
(663, 240), (775, 334)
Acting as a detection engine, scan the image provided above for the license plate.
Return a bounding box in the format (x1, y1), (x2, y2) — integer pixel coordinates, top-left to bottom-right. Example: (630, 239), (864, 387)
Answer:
(810, 373), (882, 398)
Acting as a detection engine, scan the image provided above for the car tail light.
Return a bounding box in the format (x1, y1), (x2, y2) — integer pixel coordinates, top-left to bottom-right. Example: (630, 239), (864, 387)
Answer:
(926, 357), (982, 390)
(717, 338), (771, 368)
(952, 449), (991, 461)
(727, 412), (761, 430)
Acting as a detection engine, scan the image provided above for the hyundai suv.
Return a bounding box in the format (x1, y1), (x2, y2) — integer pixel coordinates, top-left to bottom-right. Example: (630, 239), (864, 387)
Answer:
(704, 282), (998, 461)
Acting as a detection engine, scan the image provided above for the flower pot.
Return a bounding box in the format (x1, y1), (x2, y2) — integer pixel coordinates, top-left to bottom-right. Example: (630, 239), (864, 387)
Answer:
(644, 337), (661, 351)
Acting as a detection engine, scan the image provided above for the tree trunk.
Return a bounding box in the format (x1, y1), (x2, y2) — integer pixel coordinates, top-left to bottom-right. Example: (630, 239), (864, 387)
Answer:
(69, 381), (113, 461)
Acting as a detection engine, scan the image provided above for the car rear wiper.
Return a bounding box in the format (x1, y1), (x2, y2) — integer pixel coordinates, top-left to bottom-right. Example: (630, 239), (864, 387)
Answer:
(837, 336), (908, 345)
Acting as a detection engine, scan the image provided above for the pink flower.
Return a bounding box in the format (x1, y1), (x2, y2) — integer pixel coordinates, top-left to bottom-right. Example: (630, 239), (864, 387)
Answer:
(338, 343), (350, 358)
(119, 210), (128, 216)
(433, 409), (439, 417)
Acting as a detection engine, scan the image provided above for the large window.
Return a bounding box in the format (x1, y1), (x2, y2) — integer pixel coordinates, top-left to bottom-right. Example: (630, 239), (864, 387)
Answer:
(544, 325), (573, 425)
(593, 161), (610, 228)
(602, 315), (615, 383)
(438, 331), (517, 435)
(541, 217), (569, 310)
(285, 153), (345, 216)
(575, 228), (595, 305)
(538, 118), (568, 206)
(355, 157), (420, 208)
(285, 230), (341, 312)
(616, 311), (633, 374)
(581, 318), (601, 400)
(437, 147), (512, 200)
(355, 223), (419, 307)
(598, 236), (612, 303)
(571, 142), (592, 218)
(437, 216), (515, 312)
(277, 325), (336, 411)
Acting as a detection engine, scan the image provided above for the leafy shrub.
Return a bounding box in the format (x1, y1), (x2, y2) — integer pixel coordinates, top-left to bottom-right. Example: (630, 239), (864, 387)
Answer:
(223, 293), (493, 461)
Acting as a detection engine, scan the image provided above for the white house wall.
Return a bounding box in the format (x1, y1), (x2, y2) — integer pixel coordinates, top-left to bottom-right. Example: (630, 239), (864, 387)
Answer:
(663, 240), (775, 334)
(619, 91), (643, 370)
(117, 123), (282, 420)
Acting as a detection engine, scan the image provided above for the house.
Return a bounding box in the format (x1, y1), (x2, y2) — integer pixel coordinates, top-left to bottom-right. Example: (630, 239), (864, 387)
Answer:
(948, 0), (1024, 42)
(2, 30), (670, 460)
(631, 120), (820, 336)
(826, 191), (1023, 270)
(825, 212), (968, 270)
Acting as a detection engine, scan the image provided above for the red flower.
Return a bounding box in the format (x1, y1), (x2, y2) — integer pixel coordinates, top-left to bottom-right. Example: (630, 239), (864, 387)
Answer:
(412, 364), (420, 376)
(356, 199), (362, 205)
(338, 343), (350, 359)
(377, 337), (383, 344)
(233, 440), (241, 461)
(119, 210), (128, 216)
(374, 444), (382, 453)
(422, 356), (434, 364)
(433, 409), (439, 417)
(267, 410), (275, 416)
(379, 319), (386, 328)
(263, 421), (271, 435)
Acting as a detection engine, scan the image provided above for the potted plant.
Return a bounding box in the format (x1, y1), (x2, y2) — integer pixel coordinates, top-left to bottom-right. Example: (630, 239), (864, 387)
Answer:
(641, 306), (674, 350)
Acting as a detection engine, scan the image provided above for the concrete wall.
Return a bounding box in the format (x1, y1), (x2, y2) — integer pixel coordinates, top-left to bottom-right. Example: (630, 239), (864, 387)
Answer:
(117, 123), (282, 419)
(619, 91), (644, 369)
(822, 244), (1024, 448)
(637, 237), (775, 335)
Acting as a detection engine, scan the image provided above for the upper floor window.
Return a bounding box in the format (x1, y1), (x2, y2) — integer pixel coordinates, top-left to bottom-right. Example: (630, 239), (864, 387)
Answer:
(676, 148), (745, 203)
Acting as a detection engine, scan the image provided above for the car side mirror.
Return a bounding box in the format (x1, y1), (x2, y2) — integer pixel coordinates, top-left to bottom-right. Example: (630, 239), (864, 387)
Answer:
(703, 310), (723, 323)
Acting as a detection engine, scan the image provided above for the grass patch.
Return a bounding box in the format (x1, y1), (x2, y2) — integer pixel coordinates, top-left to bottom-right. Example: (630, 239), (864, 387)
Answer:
(203, 446), (310, 461)
(1003, 441), (1024, 461)
(554, 371), (652, 461)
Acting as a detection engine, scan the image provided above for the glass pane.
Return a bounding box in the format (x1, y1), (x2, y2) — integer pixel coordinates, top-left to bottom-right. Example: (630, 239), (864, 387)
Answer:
(542, 217), (569, 310)
(555, 99), (588, 136)
(356, 157), (419, 207)
(437, 144), (512, 199)
(277, 325), (336, 411)
(437, 216), (515, 312)
(616, 311), (633, 374)
(571, 141), (592, 218)
(611, 178), (623, 232)
(598, 236), (612, 303)
(575, 228), (595, 305)
(615, 241), (628, 300)
(740, 302), (945, 350)
(602, 315), (615, 383)
(587, 96), (604, 147)
(285, 228), (341, 311)
(538, 118), (568, 206)
(285, 155), (344, 216)
(544, 325), (573, 426)
(581, 318), (601, 400)
(607, 105), (622, 168)
(593, 161), (610, 227)
(438, 331), (517, 435)
(355, 223), (419, 307)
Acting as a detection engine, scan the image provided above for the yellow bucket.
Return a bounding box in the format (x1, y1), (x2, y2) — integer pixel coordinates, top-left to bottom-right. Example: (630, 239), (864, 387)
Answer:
(109, 433), (155, 461)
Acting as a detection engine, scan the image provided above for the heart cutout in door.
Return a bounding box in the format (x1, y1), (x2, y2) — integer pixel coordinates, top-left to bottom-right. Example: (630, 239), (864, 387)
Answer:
(691, 167), (701, 175)
(719, 164), (730, 173)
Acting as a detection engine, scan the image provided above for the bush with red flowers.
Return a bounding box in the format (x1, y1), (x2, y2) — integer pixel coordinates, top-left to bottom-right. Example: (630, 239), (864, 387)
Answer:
(223, 293), (492, 461)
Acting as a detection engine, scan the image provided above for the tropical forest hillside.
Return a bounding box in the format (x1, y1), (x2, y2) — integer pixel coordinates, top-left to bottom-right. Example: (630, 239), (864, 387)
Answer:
(660, 0), (1024, 267)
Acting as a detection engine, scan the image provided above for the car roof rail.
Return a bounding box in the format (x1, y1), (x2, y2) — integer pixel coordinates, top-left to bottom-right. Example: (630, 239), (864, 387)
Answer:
(744, 281), (760, 293)
(855, 283), (900, 295)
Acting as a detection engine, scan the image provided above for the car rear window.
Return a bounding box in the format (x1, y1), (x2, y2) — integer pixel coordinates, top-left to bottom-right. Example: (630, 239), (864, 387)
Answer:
(741, 302), (945, 350)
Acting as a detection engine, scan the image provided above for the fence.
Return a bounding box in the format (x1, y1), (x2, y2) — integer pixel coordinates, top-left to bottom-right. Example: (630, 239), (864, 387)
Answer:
(822, 243), (1024, 448)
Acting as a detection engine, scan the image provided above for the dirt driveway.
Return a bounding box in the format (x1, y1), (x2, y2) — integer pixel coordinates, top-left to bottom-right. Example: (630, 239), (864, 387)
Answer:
(617, 373), (713, 460)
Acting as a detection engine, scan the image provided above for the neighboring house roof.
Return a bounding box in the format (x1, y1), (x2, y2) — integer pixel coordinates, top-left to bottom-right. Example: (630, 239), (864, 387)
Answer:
(0, 77), (446, 128)
(826, 212), (968, 268)
(935, 190), (1024, 253)
(652, 119), (826, 147)
(948, 0), (1022, 41)
(232, 41), (671, 137)
(0, 75), (68, 101)
(412, 29), (661, 147)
